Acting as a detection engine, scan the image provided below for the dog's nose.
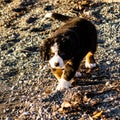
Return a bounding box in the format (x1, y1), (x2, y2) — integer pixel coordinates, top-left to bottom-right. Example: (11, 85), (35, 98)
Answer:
(54, 62), (59, 67)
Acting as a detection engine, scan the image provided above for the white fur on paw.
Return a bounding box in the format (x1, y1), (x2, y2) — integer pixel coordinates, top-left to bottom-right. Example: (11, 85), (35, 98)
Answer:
(56, 79), (71, 91)
(85, 62), (96, 69)
(75, 72), (82, 77)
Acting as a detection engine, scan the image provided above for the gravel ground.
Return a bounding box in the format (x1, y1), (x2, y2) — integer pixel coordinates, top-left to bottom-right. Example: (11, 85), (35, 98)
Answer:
(0, 0), (120, 120)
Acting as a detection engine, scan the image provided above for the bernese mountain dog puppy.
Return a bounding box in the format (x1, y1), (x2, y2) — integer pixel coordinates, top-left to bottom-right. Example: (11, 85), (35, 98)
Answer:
(40, 13), (97, 91)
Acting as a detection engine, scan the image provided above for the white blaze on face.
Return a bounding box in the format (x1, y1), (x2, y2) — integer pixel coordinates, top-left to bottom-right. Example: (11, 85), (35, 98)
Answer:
(49, 43), (64, 68)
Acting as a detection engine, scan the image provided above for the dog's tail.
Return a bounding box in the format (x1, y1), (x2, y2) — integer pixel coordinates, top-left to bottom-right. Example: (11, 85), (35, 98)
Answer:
(41, 12), (72, 22)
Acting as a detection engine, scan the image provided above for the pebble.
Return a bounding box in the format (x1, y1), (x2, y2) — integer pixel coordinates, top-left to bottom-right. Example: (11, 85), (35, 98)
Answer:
(5, 117), (12, 120)
(11, 85), (18, 90)
(22, 111), (30, 116)
(106, 61), (111, 65)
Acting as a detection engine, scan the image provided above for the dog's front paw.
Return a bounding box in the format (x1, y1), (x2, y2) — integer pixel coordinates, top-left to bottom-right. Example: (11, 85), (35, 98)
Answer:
(56, 79), (71, 91)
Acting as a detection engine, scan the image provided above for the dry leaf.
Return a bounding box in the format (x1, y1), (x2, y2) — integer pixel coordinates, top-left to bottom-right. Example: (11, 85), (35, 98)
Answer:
(83, 95), (90, 103)
(52, 104), (59, 112)
(61, 101), (71, 108)
(88, 114), (93, 120)
(92, 110), (104, 119)
(71, 101), (79, 106)
(59, 100), (81, 114)
(58, 101), (72, 114)
(43, 89), (51, 95)
(58, 107), (64, 113)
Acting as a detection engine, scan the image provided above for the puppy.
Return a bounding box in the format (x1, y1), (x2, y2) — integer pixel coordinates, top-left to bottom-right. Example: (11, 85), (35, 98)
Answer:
(40, 13), (97, 90)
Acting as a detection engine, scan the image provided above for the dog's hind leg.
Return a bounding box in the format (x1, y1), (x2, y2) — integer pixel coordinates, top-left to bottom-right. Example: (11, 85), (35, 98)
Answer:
(85, 51), (96, 69)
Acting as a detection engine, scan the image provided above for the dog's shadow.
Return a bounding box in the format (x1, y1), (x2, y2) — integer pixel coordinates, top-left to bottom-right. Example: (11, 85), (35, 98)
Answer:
(71, 62), (109, 87)
(42, 62), (108, 102)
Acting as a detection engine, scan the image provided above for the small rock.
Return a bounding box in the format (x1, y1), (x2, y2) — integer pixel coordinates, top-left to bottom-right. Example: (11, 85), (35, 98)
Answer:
(106, 61), (111, 65)
(5, 117), (12, 120)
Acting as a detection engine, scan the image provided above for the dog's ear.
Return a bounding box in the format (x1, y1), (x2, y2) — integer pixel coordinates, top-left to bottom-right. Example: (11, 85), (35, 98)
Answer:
(40, 39), (51, 61)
